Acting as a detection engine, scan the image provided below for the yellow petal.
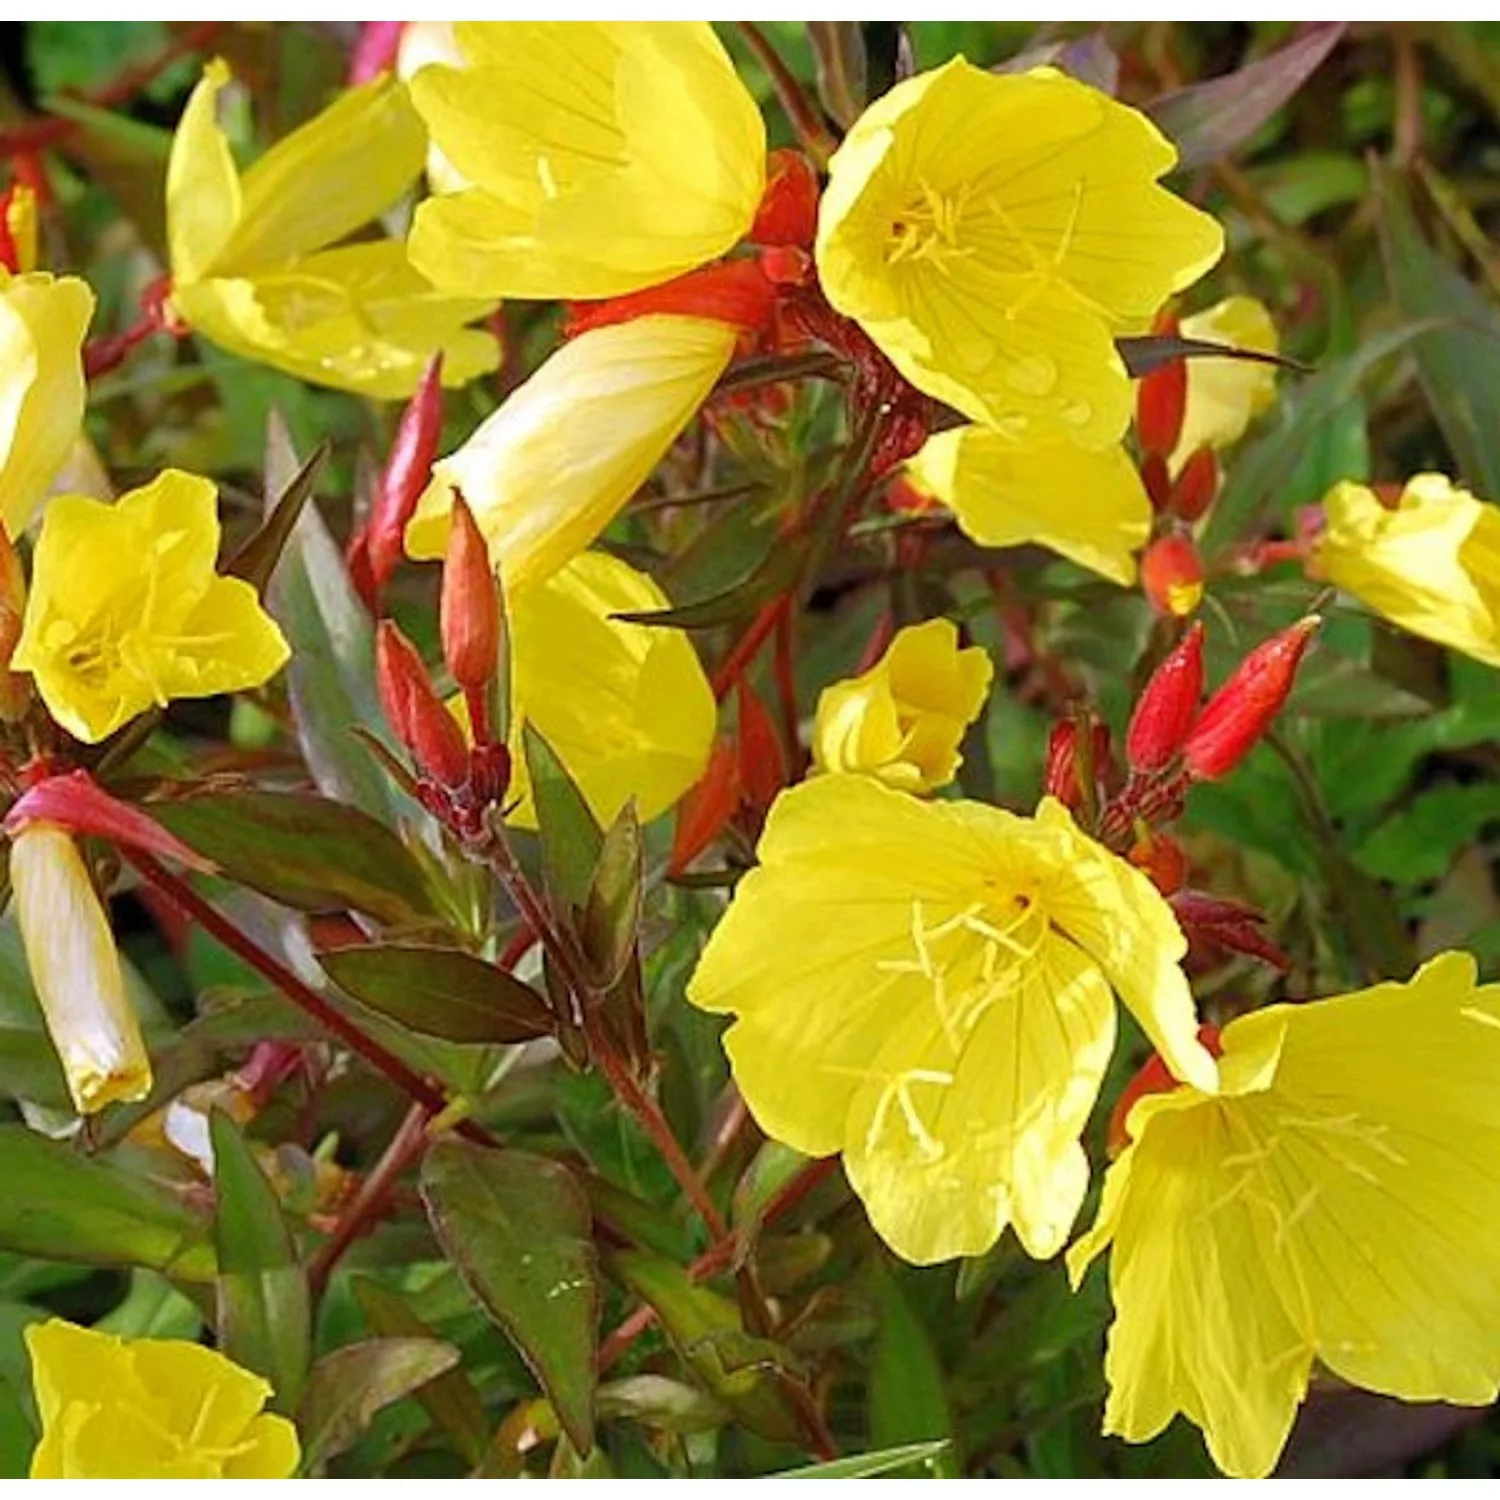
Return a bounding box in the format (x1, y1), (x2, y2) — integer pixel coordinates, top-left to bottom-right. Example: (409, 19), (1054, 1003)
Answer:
(1077, 951), (1500, 1478)
(907, 426), (1151, 585)
(11, 828), (150, 1113)
(817, 59), (1222, 447)
(165, 59), (242, 283)
(1168, 294), (1278, 473)
(224, 1413), (302, 1479)
(811, 617), (993, 791)
(503, 549), (716, 830)
(407, 315), (736, 593)
(1317, 474), (1500, 668)
(408, 22), (766, 299)
(0, 271), (93, 535)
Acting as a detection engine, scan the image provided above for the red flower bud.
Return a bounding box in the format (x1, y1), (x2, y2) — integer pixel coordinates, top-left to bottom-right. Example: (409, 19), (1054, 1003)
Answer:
(441, 493), (501, 703)
(1043, 718), (1111, 815)
(4, 769), (214, 872)
(348, 20), (405, 84)
(749, 149), (820, 248)
(565, 259), (775, 340)
(759, 245), (814, 288)
(1128, 826), (1189, 896)
(1135, 322), (1186, 459)
(1140, 533), (1204, 617)
(1170, 446), (1218, 523)
(1107, 1023), (1223, 1156)
(1171, 889), (1292, 973)
(1182, 617), (1320, 782)
(670, 738), (739, 876)
(368, 353), (445, 595)
(375, 620), (470, 790)
(737, 679), (787, 823)
(1139, 451), (1171, 513)
(1126, 622), (1203, 775)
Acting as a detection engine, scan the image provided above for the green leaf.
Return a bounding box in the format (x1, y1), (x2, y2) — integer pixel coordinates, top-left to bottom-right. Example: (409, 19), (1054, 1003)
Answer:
(867, 1271), (958, 1476)
(612, 536), (806, 630)
(1375, 163), (1500, 498)
(777, 1439), (953, 1478)
(522, 723), (603, 913)
(227, 441), (328, 598)
(596, 1374), (729, 1435)
(1148, 24), (1345, 172)
(580, 801), (643, 990)
(0, 1126), (214, 1280)
(0, 1029), (70, 1111)
(421, 1142), (600, 1454)
(1203, 320), (1441, 551)
(609, 1250), (805, 1445)
(1353, 783), (1500, 887)
(264, 414), (409, 828)
(297, 1337), (460, 1472)
(149, 791), (438, 928)
(319, 943), (554, 1045)
(352, 1278), (490, 1468)
(210, 1110), (311, 1412)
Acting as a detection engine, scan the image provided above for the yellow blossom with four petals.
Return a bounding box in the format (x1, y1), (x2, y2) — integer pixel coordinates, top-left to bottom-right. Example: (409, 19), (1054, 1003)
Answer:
(406, 22), (767, 300)
(1315, 473), (1500, 669)
(688, 775), (1217, 1265)
(167, 60), (498, 399)
(811, 618), (992, 792)
(26, 1319), (299, 1478)
(11, 469), (290, 744)
(816, 58), (1223, 448)
(1068, 952), (1500, 1479)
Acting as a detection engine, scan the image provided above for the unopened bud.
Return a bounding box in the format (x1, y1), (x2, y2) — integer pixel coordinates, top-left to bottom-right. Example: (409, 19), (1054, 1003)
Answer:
(0, 183), (36, 275)
(1126, 622), (1203, 775)
(1127, 826), (1188, 896)
(1135, 326), (1186, 459)
(1170, 446), (1218, 523)
(1182, 617), (1320, 781)
(1140, 533), (1204, 617)
(11, 823), (151, 1113)
(670, 737), (739, 876)
(1043, 717), (1111, 816)
(368, 353), (444, 594)
(565, 259), (774, 340)
(1139, 451), (1171, 513)
(375, 620), (470, 789)
(1171, 888), (1292, 972)
(749, 149), (820, 248)
(348, 20), (405, 84)
(1106, 1023), (1222, 1156)
(737, 679), (786, 823)
(441, 493), (501, 703)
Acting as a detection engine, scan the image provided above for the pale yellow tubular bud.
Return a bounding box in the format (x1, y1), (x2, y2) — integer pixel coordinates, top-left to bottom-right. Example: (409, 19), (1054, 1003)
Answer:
(11, 824), (152, 1113)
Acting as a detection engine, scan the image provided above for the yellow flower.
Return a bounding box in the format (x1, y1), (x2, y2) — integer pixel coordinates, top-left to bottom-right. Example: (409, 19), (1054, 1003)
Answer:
(10, 824), (150, 1114)
(11, 469), (290, 744)
(811, 618), (992, 792)
(406, 23), (766, 300)
(167, 60), (498, 399)
(406, 315), (739, 595)
(1169, 294), (1278, 474)
(816, 59), (1223, 448)
(1316, 473), (1500, 668)
(0, 269), (93, 534)
(496, 549), (716, 830)
(1068, 952), (1500, 1480)
(688, 776), (1216, 1265)
(906, 426), (1152, 585)
(26, 1318), (299, 1478)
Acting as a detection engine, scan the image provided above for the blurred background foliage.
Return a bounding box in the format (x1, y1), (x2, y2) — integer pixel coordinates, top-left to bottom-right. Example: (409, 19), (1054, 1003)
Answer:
(1, 19), (1500, 1479)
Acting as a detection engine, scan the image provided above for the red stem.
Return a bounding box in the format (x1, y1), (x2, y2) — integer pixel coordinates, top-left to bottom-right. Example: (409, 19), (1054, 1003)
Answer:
(125, 850), (498, 1148)
(711, 594), (789, 701)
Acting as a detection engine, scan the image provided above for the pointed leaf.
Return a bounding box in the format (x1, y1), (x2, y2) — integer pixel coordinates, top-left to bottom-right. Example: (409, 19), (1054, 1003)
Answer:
(228, 441), (328, 597)
(867, 1270), (958, 1476)
(0, 1125), (214, 1280)
(1149, 23), (1345, 172)
(149, 791), (438, 927)
(297, 1336), (459, 1471)
(778, 1439), (953, 1479)
(421, 1142), (599, 1453)
(353, 1278), (490, 1467)
(522, 723), (603, 913)
(264, 414), (410, 827)
(580, 801), (643, 990)
(1117, 334), (1303, 379)
(319, 942), (554, 1045)
(613, 537), (806, 630)
(210, 1110), (311, 1412)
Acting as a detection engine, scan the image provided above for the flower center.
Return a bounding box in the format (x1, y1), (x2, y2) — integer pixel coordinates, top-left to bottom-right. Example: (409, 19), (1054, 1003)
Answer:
(886, 180), (976, 271)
